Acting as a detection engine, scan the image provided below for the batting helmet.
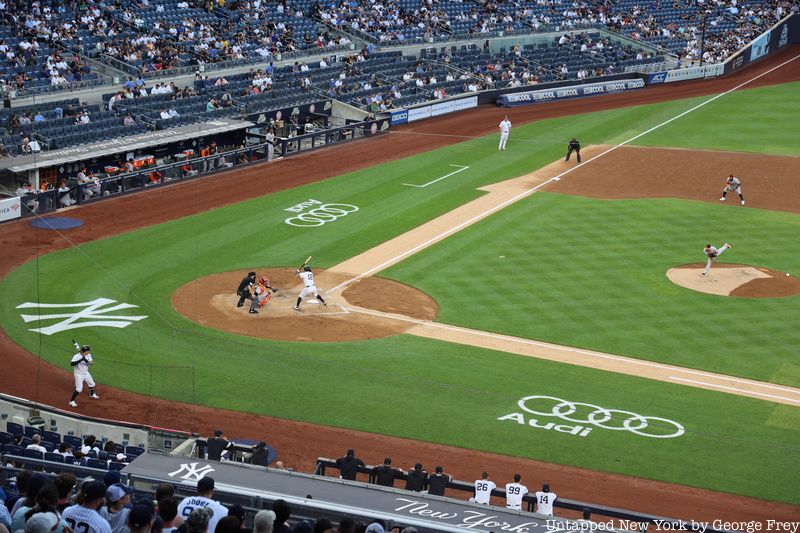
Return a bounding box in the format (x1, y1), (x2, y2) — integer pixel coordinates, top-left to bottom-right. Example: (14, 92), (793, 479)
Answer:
(81, 345), (91, 352)
(303, 266), (312, 272)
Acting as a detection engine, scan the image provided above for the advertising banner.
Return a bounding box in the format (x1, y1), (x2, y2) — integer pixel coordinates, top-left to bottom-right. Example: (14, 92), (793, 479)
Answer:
(0, 196), (22, 222)
(497, 79), (644, 107)
(390, 109), (409, 125)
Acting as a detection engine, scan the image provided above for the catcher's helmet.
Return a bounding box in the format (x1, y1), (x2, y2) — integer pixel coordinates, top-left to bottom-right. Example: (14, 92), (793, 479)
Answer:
(303, 266), (312, 272)
(81, 345), (91, 352)
(260, 276), (269, 284)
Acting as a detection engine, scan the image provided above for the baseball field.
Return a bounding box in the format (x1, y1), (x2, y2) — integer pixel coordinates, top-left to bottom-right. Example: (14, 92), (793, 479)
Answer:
(2, 57), (799, 516)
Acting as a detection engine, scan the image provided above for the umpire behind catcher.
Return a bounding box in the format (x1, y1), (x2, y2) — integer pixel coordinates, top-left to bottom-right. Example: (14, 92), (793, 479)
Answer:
(236, 271), (259, 313)
(566, 138), (581, 163)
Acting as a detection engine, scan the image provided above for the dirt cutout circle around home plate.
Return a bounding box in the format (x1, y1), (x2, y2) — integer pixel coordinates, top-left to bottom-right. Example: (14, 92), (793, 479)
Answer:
(172, 268), (438, 341)
(666, 264), (800, 298)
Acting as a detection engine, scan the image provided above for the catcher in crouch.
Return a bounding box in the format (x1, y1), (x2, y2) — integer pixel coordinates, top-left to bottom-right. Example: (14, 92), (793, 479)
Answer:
(255, 276), (278, 307)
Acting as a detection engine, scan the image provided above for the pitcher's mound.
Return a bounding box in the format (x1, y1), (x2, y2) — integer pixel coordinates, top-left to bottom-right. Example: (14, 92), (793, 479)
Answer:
(666, 264), (800, 298)
(172, 268), (438, 341)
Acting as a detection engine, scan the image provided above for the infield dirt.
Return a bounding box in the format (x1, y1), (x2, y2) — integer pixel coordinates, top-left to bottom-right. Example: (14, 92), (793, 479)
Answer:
(1, 47), (799, 520)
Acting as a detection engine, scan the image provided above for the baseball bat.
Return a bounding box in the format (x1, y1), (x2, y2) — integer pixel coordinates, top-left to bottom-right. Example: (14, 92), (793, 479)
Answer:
(72, 339), (81, 351)
(300, 255), (312, 269)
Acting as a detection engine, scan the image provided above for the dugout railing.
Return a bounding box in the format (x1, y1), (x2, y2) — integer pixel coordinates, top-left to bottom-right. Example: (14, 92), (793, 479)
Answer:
(14, 117), (389, 220)
(314, 458), (735, 533)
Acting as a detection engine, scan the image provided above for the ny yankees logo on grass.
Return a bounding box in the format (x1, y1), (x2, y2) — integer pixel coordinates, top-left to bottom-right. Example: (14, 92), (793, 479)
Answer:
(16, 297), (148, 335)
(498, 395), (685, 439)
(284, 198), (359, 227)
(168, 463), (216, 481)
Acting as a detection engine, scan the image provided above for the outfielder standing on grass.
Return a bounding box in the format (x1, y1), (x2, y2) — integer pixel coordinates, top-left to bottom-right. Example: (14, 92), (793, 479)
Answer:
(69, 340), (99, 407)
(720, 174), (745, 205)
(498, 115), (511, 151)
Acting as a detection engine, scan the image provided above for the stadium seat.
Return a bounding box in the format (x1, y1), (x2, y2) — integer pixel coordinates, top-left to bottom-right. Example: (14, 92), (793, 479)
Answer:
(6, 422), (23, 435)
(87, 458), (108, 470)
(42, 431), (61, 445)
(22, 449), (44, 460)
(3, 444), (23, 456)
(109, 462), (125, 471)
(24, 426), (42, 438)
(63, 435), (82, 449)
(45, 452), (65, 463)
(125, 445), (145, 457)
(0, 431), (12, 444)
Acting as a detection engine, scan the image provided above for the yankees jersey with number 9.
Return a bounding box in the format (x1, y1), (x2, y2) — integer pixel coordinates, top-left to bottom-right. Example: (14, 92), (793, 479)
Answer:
(505, 482), (528, 509)
(62, 504), (112, 533)
(535, 490), (557, 516)
(474, 479), (496, 504)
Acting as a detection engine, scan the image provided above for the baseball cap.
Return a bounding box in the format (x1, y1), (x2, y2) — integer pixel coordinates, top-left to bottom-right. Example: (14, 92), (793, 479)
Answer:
(25, 512), (59, 533)
(187, 507), (213, 533)
(116, 453), (127, 462)
(128, 505), (154, 529)
(197, 477), (214, 492)
(83, 481), (107, 501)
(106, 483), (134, 503)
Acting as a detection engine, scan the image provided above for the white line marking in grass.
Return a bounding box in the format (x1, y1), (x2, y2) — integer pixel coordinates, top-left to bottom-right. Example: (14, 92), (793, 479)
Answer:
(403, 164), (470, 188)
(344, 306), (800, 402)
(328, 52), (800, 296)
(668, 377), (800, 404)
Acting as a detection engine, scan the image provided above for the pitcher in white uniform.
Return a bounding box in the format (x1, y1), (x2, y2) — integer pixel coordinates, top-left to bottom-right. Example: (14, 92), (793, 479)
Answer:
(702, 242), (731, 276)
(499, 115), (511, 150)
(293, 266), (327, 310)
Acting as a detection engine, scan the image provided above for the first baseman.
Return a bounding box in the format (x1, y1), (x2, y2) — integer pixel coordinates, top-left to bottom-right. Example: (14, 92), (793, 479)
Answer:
(720, 174), (745, 205)
(499, 115), (511, 150)
(69, 341), (99, 407)
(702, 242), (732, 276)
(293, 266), (327, 310)
(566, 138), (581, 163)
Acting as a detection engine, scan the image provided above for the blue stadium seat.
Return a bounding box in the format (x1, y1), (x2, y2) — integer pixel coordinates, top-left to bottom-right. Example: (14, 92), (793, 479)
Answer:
(6, 422), (23, 436)
(0, 431), (12, 444)
(63, 435), (82, 449)
(45, 452), (65, 463)
(125, 446), (145, 457)
(22, 449), (44, 460)
(87, 458), (108, 470)
(24, 426), (42, 438)
(109, 462), (125, 471)
(42, 431), (61, 446)
(3, 444), (24, 456)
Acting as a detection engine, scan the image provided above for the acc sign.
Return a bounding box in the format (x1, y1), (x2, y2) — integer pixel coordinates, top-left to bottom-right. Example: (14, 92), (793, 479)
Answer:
(498, 395), (684, 439)
(284, 202), (359, 227)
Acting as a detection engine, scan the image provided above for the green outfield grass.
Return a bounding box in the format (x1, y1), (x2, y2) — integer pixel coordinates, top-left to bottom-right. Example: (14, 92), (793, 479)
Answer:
(2, 82), (799, 502)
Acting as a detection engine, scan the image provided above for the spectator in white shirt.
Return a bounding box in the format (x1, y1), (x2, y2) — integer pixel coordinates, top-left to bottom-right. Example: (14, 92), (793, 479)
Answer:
(26, 434), (48, 454)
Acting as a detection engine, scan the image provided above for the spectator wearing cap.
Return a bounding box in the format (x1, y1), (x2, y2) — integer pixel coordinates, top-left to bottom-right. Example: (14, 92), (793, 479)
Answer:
(186, 508), (213, 533)
(62, 481), (112, 533)
(23, 511), (59, 533)
(128, 505), (154, 533)
(206, 430), (233, 461)
(100, 483), (134, 533)
(156, 497), (180, 533)
(334, 449), (364, 481)
(227, 505), (250, 533)
(426, 466), (450, 497)
(176, 478), (227, 533)
(404, 464), (427, 492)
(373, 458), (402, 488)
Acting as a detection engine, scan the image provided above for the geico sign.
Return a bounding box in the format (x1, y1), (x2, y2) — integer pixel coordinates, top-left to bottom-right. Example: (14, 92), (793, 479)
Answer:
(498, 395), (685, 439)
(284, 203), (359, 227)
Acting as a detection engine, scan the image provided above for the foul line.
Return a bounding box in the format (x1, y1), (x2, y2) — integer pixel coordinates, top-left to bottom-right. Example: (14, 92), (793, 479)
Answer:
(328, 52), (800, 297)
(403, 164), (470, 188)
(344, 306), (800, 404)
(669, 377), (800, 404)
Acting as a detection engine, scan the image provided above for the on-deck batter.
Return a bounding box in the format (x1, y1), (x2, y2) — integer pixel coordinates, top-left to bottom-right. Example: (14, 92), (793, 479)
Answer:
(68, 343), (100, 407)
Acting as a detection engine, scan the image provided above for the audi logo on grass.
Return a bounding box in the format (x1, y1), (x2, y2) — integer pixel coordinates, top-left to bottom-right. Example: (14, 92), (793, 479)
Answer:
(284, 199), (359, 227)
(498, 396), (685, 439)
